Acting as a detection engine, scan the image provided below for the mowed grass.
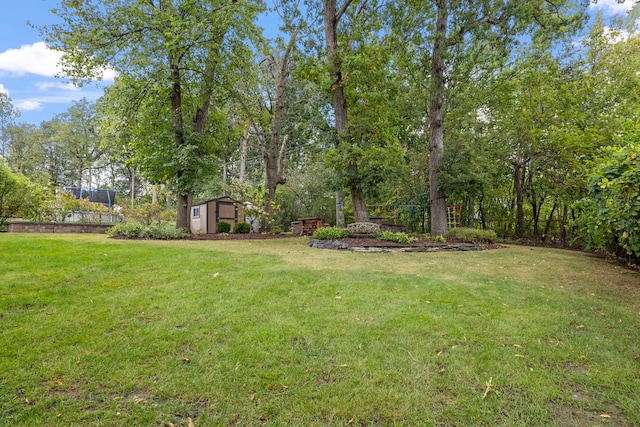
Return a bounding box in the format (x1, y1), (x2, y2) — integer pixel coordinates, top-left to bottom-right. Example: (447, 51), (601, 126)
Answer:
(0, 234), (639, 426)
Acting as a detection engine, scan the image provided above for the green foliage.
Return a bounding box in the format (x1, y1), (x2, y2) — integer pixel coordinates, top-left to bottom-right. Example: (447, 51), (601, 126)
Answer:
(0, 161), (44, 228)
(233, 222), (251, 234)
(312, 226), (348, 240)
(147, 223), (190, 240)
(576, 144), (640, 258)
(106, 221), (147, 238)
(433, 235), (447, 243)
(375, 230), (417, 244)
(106, 221), (189, 239)
(271, 225), (284, 235)
(216, 221), (231, 234)
(121, 203), (166, 226)
(447, 227), (498, 244)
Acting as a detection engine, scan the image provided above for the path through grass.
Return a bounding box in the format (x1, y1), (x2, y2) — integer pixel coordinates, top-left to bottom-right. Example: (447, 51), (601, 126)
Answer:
(1, 234), (639, 426)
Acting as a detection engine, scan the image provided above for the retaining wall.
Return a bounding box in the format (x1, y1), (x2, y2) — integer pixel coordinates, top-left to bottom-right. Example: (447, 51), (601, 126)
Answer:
(7, 222), (113, 234)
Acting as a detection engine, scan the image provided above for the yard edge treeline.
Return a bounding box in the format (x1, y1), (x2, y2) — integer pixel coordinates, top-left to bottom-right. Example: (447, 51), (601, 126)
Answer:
(0, 1), (638, 260)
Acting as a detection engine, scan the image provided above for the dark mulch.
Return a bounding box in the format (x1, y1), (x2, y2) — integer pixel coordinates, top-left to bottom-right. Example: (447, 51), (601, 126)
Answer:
(339, 235), (504, 250)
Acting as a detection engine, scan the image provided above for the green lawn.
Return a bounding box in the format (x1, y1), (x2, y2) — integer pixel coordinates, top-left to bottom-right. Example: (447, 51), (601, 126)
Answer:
(1, 234), (639, 426)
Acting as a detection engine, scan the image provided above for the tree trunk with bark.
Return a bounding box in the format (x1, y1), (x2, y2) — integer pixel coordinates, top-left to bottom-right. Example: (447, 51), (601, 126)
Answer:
(428, 0), (448, 236)
(322, 0), (368, 227)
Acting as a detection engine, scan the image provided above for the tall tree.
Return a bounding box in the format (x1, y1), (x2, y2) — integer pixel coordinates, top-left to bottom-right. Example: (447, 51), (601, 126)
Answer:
(41, 0), (262, 230)
(0, 93), (20, 159)
(321, 0), (377, 225)
(50, 99), (105, 190)
(393, 0), (587, 236)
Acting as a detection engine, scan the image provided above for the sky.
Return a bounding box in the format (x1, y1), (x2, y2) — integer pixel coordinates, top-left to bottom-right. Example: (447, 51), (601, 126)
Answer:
(0, 0), (637, 126)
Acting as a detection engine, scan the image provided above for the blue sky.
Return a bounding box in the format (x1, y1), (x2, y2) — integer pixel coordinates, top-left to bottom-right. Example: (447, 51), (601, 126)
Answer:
(0, 0), (636, 126)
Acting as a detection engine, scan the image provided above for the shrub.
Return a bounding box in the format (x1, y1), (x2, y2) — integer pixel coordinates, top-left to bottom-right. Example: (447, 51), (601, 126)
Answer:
(575, 144), (640, 258)
(313, 227), (348, 240)
(148, 224), (189, 239)
(375, 230), (417, 244)
(216, 221), (231, 234)
(271, 225), (284, 235)
(434, 235), (447, 243)
(106, 222), (148, 238)
(106, 221), (189, 239)
(234, 222), (251, 234)
(447, 227), (497, 244)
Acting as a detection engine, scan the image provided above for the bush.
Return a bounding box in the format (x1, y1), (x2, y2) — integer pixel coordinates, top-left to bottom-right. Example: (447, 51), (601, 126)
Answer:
(271, 225), (284, 235)
(234, 222), (251, 234)
(575, 144), (640, 259)
(106, 222), (148, 238)
(148, 224), (190, 239)
(313, 227), (348, 240)
(106, 221), (189, 239)
(447, 227), (497, 244)
(216, 221), (231, 234)
(375, 230), (417, 244)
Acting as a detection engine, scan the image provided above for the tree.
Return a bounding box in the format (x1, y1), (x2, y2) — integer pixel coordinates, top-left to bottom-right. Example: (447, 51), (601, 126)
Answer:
(42, 0), (262, 230)
(0, 161), (43, 228)
(0, 93), (20, 159)
(392, 0), (587, 236)
(49, 99), (105, 190)
(576, 143), (640, 260)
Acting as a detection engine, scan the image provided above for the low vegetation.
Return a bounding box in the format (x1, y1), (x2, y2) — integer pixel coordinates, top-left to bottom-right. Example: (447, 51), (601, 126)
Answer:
(375, 230), (417, 244)
(106, 221), (189, 240)
(447, 227), (498, 244)
(2, 234), (638, 426)
(216, 221), (231, 234)
(312, 226), (349, 240)
(233, 222), (251, 234)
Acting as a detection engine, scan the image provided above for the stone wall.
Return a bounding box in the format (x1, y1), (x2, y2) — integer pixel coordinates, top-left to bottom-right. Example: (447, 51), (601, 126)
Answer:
(7, 222), (113, 234)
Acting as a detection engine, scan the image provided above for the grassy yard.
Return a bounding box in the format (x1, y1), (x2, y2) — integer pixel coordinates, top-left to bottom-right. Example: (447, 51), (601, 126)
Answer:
(1, 234), (639, 426)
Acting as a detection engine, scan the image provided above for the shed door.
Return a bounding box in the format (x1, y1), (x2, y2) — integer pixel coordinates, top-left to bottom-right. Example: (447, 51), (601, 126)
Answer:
(217, 201), (237, 226)
(207, 201), (217, 234)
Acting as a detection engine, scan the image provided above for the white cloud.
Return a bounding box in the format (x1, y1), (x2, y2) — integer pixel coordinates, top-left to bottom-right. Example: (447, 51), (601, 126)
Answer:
(589, 0), (635, 15)
(0, 42), (63, 78)
(0, 42), (116, 81)
(15, 100), (43, 111)
(36, 81), (81, 92)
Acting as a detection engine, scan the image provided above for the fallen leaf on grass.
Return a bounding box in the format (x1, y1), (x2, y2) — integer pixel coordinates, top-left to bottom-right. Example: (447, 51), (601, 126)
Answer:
(166, 423), (175, 427)
(182, 358), (191, 364)
(600, 414), (611, 418)
(24, 398), (35, 405)
(134, 398), (146, 404)
(52, 381), (64, 386)
(188, 417), (196, 427)
(514, 354), (527, 358)
(1, 379), (11, 384)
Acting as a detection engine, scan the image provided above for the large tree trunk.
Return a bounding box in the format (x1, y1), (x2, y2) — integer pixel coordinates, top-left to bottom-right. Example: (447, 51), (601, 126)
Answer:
(514, 161), (525, 238)
(169, 58), (190, 231)
(322, 0), (369, 226)
(428, 0), (448, 236)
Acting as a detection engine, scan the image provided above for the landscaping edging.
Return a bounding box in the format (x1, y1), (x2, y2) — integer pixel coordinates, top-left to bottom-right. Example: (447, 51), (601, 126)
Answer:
(7, 221), (113, 234)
